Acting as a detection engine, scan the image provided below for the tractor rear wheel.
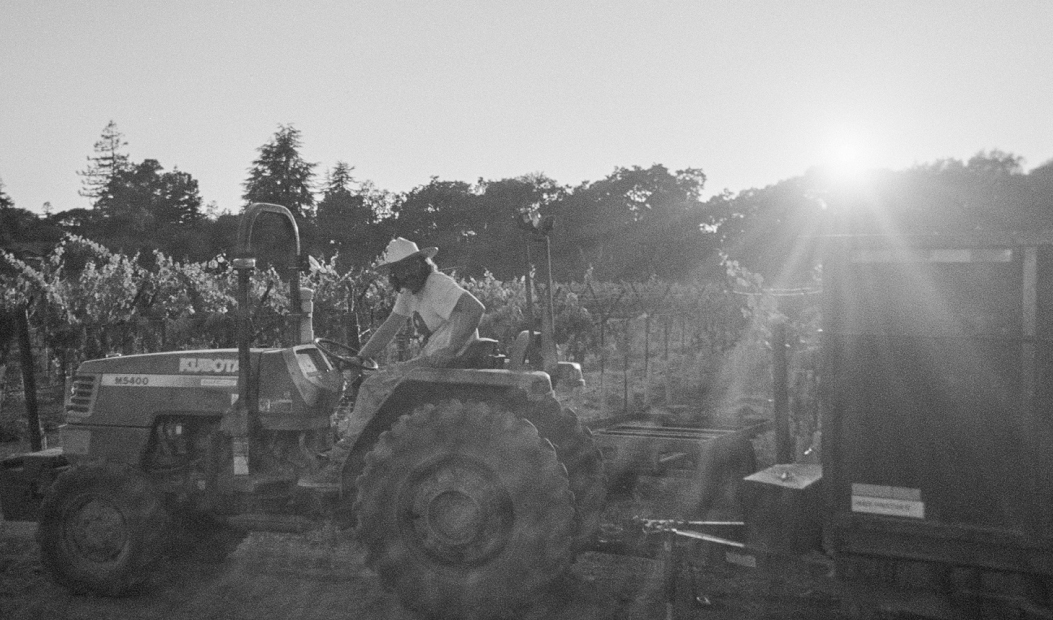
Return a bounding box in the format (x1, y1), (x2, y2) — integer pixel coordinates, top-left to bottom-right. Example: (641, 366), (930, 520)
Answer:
(37, 463), (170, 595)
(354, 399), (575, 619)
(520, 394), (607, 551)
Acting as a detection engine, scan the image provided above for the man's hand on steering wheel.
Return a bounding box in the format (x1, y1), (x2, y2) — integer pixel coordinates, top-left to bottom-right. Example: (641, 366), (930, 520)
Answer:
(314, 338), (379, 371)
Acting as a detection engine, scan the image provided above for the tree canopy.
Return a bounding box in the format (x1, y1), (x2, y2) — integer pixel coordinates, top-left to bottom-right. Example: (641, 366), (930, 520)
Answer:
(549, 165), (712, 281)
(86, 159), (205, 258)
(1, 176), (65, 256)
(78, 120), (131, 205)
(315, 162), (391, 271)
(6, 120), (1053, 290)
(242, 124), (317, 219)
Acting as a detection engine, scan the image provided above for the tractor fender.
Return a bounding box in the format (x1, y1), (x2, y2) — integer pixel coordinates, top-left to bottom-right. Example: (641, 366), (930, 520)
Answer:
(337, 370), (554, 501)
(348, 368), (554, 461)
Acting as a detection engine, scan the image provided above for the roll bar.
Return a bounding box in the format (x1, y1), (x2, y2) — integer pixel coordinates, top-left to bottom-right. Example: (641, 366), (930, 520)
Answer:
(233, 202), (303, 348)
(229, 203), (304, 452)
(235, 202), (302, 259)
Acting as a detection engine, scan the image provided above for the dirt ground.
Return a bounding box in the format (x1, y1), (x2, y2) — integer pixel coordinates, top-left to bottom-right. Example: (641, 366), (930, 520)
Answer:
(0, 472), (849, 620)
(0, 523), (846, 620)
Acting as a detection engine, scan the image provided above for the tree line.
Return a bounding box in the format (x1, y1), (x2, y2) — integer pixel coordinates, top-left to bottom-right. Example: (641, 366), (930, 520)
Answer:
(3, 121), (1053, 288)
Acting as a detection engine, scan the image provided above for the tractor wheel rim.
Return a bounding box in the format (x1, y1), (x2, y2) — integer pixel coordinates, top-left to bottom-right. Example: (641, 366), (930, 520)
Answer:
(399, 456), (514, 567)
(64, 496), (128, 564)
(428, 490), (483, 544)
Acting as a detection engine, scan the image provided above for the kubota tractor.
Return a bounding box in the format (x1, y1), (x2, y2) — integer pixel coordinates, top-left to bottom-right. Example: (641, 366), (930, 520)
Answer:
(9, 203), (605, 619)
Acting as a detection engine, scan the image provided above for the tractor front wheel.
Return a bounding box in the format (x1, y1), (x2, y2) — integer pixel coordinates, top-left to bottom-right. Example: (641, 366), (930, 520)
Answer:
(354, 399), (575, 619)
(37, 463), (170, 595)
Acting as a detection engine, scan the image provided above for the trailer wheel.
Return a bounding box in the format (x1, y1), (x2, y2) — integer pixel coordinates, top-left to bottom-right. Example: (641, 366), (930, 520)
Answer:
(354, 399), (575, 619)
(37, 463), (169, 595)
(521, 394), (607, 550)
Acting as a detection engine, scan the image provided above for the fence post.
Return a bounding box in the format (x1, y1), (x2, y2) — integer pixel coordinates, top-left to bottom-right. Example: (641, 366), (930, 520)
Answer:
(17, 305), (45, 451)
(662, 317), (671, 405)
(586, 282), (625, 420)
(622, 320), (630, 416)
(643, 312), (651, 408)
(598, 321), (607, 417)
(772, 320), (791, 463)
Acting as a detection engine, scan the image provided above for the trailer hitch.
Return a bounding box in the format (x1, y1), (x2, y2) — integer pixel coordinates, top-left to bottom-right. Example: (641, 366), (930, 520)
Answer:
(587, 517), (750, 619)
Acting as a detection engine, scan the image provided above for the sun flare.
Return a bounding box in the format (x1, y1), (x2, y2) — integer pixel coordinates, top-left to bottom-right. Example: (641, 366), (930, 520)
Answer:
(821, 125), (873, 185)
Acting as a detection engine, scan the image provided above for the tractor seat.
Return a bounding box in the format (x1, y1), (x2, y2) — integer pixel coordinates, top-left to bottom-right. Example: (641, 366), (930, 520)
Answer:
(448, 338), (505, 369)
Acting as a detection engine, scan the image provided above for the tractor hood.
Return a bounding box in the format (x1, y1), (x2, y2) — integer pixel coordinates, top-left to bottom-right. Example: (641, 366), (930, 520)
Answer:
(79, 348), (244, 375)
(67, 345), (340, 431)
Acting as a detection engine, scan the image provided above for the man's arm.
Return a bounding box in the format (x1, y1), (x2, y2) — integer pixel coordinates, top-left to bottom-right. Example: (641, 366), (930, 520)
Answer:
(358, 311), (409, 361)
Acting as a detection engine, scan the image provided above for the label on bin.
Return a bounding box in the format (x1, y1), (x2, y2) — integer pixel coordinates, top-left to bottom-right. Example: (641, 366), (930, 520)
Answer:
(851, 483), (924, 519)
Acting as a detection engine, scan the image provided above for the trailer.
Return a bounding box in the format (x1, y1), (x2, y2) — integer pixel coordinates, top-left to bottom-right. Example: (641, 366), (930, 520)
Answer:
(819, 232), (1053, 618)
(590, 232), (1053, 619)
(591, 413), (767, 515)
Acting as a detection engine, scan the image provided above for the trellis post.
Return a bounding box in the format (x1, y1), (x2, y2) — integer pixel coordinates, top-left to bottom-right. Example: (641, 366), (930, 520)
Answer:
(17, 305), (45, 451)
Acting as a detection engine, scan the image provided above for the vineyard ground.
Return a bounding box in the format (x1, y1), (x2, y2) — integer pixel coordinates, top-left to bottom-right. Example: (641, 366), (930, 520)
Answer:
(1, 458), (848, 620)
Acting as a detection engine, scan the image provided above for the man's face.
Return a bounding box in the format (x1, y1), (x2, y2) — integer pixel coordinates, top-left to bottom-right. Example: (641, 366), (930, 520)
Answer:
(389, 259), (428, 294)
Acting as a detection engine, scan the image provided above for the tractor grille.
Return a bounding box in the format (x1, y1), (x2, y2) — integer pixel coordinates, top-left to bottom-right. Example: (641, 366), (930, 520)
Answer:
(66, 374), (98, 417)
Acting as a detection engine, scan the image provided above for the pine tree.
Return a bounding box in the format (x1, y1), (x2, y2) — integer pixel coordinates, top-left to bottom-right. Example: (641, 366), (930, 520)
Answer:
(316, 162), (391, 268)
(324, 161), (356, 195)
(0, 177), (13, 210)
(242, 124), (317, 219)
(78, 121), (131, 205)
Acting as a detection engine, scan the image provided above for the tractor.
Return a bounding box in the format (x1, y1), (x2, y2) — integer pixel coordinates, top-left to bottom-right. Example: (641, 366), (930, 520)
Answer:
(8, 203), (606, 619)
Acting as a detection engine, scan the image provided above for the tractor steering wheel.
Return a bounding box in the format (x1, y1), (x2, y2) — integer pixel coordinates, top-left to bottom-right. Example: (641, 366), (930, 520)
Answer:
(314, 338), (379, 371)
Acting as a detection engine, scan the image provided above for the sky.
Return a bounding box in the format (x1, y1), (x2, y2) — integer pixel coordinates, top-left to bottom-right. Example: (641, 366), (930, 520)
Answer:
(2, 0), (1052, 215)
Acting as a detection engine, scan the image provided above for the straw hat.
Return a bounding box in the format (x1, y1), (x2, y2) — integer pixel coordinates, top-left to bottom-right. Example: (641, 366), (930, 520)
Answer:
(376, 237), (438, 270)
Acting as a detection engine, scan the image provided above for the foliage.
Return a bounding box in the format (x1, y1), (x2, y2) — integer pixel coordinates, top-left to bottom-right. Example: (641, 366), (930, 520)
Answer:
(10, 133), (1045, 454)
(549, 165), (715, 281)
(301, 254), (389, 349)
(0, 177), (11, 210)
(97, 159), (203, 226)
(315, 163), (391, 271)
(458, 271), (527, 343)
(77, 120), (131, 204)
(464, 175), (567, 280)
(1, 232), (775, 389)
(387, 178), (479, 269)
(91, 159), (205, 257)
(706, 150), (1053, 285)
(702, 176), (827, 287)
(0, 177), (60, 252)
(242, 124), (317, 219)
(2, 230), (822, 455)
(42, 123), (217, 262)
(30, 121), (1052, 294)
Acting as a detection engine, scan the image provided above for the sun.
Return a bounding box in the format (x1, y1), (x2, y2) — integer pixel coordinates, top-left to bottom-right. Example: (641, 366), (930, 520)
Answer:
(821, 126), (872, 185)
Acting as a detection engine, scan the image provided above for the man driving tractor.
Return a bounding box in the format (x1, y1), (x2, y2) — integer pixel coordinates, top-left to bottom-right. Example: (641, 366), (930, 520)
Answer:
(300, 237), (485, 487)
